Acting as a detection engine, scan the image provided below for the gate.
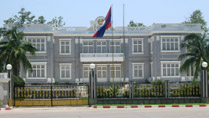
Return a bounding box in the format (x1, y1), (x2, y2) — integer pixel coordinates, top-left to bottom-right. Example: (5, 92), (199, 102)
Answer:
(14, 85), (88, 106)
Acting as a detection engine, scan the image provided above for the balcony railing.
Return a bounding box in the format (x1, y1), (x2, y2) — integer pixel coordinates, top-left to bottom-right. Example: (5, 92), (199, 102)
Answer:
(80, 53), (124, 62)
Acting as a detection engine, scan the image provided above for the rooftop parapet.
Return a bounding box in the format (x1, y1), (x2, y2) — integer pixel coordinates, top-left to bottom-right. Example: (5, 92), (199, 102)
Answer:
(4, 23), (202, 34)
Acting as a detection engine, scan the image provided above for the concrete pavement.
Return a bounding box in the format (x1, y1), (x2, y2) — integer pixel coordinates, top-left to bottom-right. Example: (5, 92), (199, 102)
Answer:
(0, 106), (209, 118)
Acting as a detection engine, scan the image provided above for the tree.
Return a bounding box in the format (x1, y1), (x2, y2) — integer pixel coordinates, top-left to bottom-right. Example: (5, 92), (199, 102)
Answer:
(47, 16), (66, 27)
(33, 16), (46, 24)
(4, 8), (66, 26)
(0, 26), (37, 76)
(184, 10), (208, 32)
(4, 8), (35, 26)
(179, 33), (209, 80)
(128, 20), (145, 27)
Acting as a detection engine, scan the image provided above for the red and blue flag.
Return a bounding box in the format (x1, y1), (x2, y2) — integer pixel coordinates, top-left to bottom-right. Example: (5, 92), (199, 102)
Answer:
(93, 7), (111, 38)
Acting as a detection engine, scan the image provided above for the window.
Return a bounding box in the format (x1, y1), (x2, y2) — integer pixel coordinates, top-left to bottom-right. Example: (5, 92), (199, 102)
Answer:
(83, 65), (90, 78)
(28, 63), (46, 78)
(96, 41), (106, 53)
(60, 40), (71, 54)
(161, 62), (180, 77)
(60, 64), (71, 79)
(97, 65), (107, 78)
(132, 38), (143, 53)
(110, 41), (121, 53)
(83, 41), (94, 53)
(133, 63), (144, 78)
(110, 65), (121, 78)
(161, 37), (179, 51)
(27, 38), (46, 52)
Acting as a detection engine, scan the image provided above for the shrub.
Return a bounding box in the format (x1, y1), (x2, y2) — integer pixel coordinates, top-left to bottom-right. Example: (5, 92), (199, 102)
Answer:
(151, 79), (164, 85)
(13, 75), (25, 87)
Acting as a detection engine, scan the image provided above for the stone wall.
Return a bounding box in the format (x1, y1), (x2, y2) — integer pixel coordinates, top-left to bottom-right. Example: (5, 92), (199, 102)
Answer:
(0, 79), (9, 106)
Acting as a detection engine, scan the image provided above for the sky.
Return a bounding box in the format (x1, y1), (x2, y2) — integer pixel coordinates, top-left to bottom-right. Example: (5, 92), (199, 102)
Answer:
(0, 0), (209, 27)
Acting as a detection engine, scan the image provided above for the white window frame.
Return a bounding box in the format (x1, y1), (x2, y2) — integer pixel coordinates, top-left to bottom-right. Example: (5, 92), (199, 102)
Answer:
(59, 39), (71, 55)
(96, 41), (107, 53)
(132, 63), (144, 79)
(59, 63), (72, 79)
(132, 38), (144, 54)
(82, 40), (94, 53)
(110, 64), (121, 79)
(26, 36), (47, 53)
(27, 62), (47, 79)
(83, 65), (91, 79)
(110, 40), (121, 53)
(160, 36), (180, 52)
(161, 61), (180, 78)
(96, 65), (107, 79)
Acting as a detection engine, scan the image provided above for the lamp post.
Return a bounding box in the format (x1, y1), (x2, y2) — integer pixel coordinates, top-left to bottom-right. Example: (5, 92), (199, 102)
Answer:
(6, 64), (12, 106)
(89, 63), (95, 107)
(201, 62), (208, 98)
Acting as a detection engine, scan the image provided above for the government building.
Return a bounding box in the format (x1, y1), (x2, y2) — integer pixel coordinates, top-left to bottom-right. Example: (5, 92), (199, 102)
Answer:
(13, 16), (202, 84)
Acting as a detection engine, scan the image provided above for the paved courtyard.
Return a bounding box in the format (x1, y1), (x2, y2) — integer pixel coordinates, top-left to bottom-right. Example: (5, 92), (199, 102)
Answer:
(1, 106), (209, 118)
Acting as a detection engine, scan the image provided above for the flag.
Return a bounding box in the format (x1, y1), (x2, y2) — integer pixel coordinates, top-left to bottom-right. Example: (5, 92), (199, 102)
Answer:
(93, 7), (111, 38)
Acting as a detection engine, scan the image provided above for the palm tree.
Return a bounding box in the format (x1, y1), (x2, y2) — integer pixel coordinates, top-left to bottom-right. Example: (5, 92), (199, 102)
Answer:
(0, 26), (37, 76)
(179, 33), (209, 80)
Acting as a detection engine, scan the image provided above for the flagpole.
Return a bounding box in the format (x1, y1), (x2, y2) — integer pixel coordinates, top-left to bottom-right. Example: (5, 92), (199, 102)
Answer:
(111, 5), (115, 85)
(122, 4), (126, 85)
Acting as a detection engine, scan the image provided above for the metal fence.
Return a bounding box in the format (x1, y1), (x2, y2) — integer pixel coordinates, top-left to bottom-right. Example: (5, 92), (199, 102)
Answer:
(134, 84), (165, 98)
(169, 84), (200, 97)
(97, 84), (129, 98)
(14, 85), (88, 106)
(96, 83), (201, 98)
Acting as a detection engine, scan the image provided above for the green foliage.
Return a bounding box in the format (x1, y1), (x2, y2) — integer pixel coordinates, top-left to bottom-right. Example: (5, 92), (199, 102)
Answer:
(0, 26), (37, 76)
(4, 8), (65, 26)
(54, 82), (59, 85)
(128, 20), (145, 27)
(190, 79), (200, 85)
(33, 16), (46, 24)
(184, 10), (208, 32)
(145, 78), (151, 84)
(151, 79), (164, 85)
(13, 75), (25, 87)
(179, 33), (209, 80)
(4, 8), (35, 26)
(47, 16), (65, 27)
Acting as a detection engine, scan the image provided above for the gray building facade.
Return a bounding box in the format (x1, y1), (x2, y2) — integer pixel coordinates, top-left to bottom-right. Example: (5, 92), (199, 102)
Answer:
(16, 17), (202, 84)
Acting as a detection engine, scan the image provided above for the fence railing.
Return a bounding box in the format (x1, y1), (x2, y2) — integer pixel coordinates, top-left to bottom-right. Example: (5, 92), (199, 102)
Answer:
(14, 86), (88, 100)
(134, 84), (165, 98)
(169, 84), (200, 97)
(97, 84), (129, 98)
(96, 83), (201, 98)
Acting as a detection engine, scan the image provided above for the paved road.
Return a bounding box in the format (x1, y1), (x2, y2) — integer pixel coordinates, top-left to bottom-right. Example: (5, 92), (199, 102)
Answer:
(1, 107), (209, 118)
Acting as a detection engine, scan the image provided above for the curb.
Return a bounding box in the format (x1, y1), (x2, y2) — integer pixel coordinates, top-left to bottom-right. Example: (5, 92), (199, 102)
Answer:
(0, 107), (12, 111)
(93, 105), (208, 109)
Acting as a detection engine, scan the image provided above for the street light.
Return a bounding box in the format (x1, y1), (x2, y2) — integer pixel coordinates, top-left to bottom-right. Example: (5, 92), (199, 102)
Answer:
(89, 63), (95, 107)
(202, 62), (208, 68)
(201, 61), (208, 98)
(90, 63), (96, 70)
(6, 64), (12, 71)
(6, 64), (12, 106)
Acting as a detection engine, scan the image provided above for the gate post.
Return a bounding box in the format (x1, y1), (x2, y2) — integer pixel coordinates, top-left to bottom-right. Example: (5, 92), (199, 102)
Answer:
(165, 80), (169, 98)
(51, 85), (53, 106)
(200, 62), (209, 103)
